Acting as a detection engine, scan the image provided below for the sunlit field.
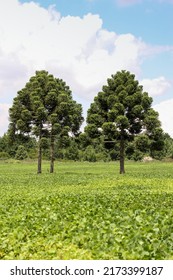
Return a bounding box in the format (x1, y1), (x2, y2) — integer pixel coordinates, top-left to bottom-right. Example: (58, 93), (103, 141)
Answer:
(0, 160), (173, 259)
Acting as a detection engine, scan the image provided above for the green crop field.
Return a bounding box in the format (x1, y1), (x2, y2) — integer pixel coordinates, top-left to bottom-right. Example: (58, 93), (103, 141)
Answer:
(0, 160), (173, 260)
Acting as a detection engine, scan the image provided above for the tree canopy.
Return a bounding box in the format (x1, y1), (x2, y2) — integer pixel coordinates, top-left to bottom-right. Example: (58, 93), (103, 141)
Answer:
(6, 69), (167, 173)
(85, 70), (164, 173)
(8, 70), (83, 173)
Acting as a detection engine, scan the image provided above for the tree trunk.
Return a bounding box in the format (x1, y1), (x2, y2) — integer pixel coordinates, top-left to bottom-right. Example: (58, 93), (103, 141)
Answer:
(120, 131), (125, 174)
(37, 134), (42, 174)
(50, 133), (55, 173)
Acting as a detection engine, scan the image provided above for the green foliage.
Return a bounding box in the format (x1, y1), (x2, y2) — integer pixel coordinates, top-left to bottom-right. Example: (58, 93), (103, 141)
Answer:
(0, 152), (10, 160)
(0, 161), (173, 260)
(163, 133), (173, 158)
(132, 150), (144, 161)
(63, 140), (79, 161)
(4, 69), (172, 165)
(85, 70), (164, 173)
(0, 134), (9, 152)
(134, 134), (150, 153)
(40, 137), (49, 149)
(78, 133), (91, 149)
(8, 70), (83, 173)
(83, 146), (97, 162)
(15, 145), (28, 160)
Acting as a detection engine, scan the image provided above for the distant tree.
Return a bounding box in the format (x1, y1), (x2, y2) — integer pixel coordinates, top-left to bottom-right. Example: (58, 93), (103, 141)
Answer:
(63, 139), (79, 160)
(15, 145), (28, 160)
(85, 70), (164, 173)
(163, 133), (173, 158)
(77, 132), (92, 150)
(8, 70), (83, 173)
(83, 145), (97, 162)
(0, 152), (10, 160)
(0, 134), (9, 153)
(9, 71), (48, 172)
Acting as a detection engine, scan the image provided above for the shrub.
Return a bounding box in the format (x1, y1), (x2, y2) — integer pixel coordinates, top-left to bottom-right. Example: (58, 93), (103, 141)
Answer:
(83, 146), (97, 162)
(133, 150), (143, 161)
(15, 145), (28, 160)
(0, 152), (10, 160)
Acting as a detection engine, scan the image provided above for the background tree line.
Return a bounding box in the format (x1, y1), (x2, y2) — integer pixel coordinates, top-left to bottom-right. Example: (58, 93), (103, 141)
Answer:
(0, 70), (173, 173)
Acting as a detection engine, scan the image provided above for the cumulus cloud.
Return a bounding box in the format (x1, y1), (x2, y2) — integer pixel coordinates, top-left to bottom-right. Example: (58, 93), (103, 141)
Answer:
(0, 0), (172, 136)
(140, 77), (171, 97)
(154, 99), (173, 137)
(0, 50), (28, 101)
(0, 104), (10, 136)
(0, 1), (148, 99)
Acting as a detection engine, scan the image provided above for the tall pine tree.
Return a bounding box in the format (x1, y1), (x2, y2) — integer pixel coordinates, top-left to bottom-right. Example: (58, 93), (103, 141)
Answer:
(8, 70), (83, 173)
(85, 70), (164, 173)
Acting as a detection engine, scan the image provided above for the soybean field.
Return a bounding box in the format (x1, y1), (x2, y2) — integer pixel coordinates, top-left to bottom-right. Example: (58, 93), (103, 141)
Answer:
(0, 160), (173, 260)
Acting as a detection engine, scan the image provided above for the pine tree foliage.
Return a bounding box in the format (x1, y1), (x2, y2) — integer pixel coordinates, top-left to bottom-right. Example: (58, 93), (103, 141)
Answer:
(8, 70), (83, 173)
(85, 70), (164, 173)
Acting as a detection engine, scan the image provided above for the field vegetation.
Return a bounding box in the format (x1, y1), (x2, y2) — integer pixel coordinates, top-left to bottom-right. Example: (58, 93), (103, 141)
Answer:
(0, 160), (172, 260)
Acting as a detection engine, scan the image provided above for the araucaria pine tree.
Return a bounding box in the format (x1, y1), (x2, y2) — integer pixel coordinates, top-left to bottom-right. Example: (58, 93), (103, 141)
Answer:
(85, 70), (164, 173)
(8, 70), (83, 173)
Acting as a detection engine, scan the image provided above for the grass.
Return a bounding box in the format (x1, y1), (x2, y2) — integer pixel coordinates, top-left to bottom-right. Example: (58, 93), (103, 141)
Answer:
(0, 160), (173, 259)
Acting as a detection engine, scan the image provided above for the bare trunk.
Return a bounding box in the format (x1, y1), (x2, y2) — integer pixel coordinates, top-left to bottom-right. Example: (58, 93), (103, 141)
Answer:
(120, 131), (125, 174)
(50, 133), (55, 173)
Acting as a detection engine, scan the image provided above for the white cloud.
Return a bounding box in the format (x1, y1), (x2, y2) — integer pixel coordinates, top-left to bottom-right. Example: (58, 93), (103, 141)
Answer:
(154, 99), (173, 137)
(0, 104), (10, 136)
(0, 50), (28, 101)
(140, 77), (171, 97)
(0, 0), (172, 136)
(0, 1), (147, 96)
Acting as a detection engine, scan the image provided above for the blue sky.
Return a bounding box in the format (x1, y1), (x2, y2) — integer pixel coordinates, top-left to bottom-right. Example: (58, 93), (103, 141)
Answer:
(19, 0), (173, 44)
(0, 0), (173, 136)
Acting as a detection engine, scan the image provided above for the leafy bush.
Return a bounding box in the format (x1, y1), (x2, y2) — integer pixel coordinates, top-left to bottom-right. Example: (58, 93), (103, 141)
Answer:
(15, 145), (28, 160)
(0, 152), (10, 160)
(28, 149), (37, 159)
(83, 146), (97, 162)
(64, 142), (79, 160)
(133, 150), (144, 161)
